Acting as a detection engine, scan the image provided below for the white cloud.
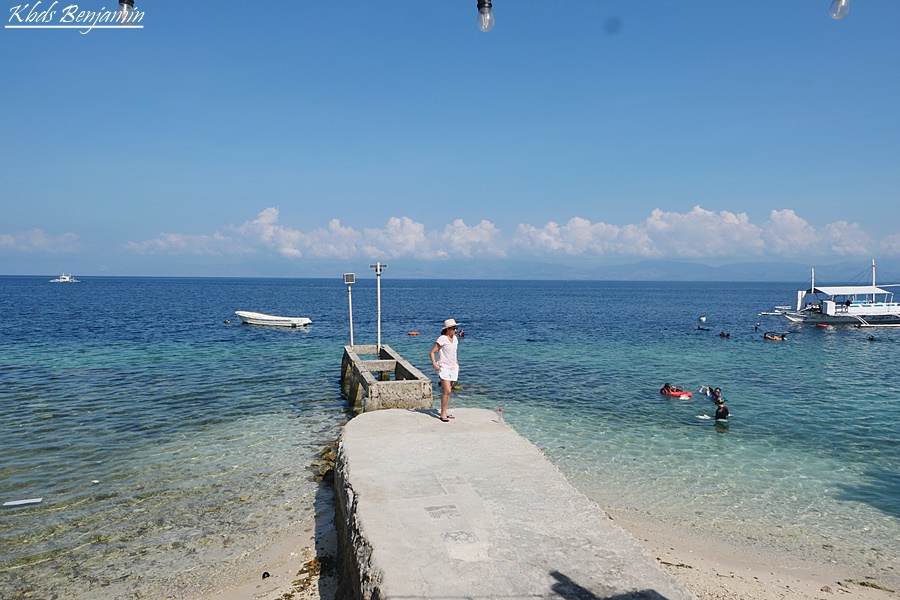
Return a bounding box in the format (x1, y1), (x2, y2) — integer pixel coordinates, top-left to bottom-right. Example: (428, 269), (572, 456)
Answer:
(0, 229), (80, 253)
(119, 205), (900, 262)
(642, 206), (764, 258)
(513, 218), (655, 256)
(821, 221), (872, 256)
(124, 231), (243, 256)
(882, 233), (900, 255)
(361, 217), (428, 258)
(760, 209), (819, 254)
(434, 219), (506, 258)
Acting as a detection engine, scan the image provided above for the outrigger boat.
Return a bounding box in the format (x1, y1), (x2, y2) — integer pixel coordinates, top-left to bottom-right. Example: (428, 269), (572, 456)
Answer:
(49, 273), (80, 282)
(768, 260), (900, 327)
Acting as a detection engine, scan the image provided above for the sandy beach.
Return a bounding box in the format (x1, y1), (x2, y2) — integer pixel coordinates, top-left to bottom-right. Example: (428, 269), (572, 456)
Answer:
(202, 489), (897, 600)
(610, 508), (898, 600)
(200, 498), (339, 600)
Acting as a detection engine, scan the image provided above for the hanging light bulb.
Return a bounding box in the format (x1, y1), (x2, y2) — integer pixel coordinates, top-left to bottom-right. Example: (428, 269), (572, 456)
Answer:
(477, 0), (495, 33)
(118, 0), (134, 23)
(829, 0), (849, 20)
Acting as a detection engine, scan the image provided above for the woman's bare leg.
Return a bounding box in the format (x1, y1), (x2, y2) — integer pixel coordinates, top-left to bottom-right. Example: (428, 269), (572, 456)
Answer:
(440, 379), (452, 419)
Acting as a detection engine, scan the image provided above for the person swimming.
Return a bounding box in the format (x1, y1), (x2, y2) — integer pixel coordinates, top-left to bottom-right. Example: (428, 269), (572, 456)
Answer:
(700, 385), (723, 402)
(715, 398), (730, 420)
(661, 382), (686, 394)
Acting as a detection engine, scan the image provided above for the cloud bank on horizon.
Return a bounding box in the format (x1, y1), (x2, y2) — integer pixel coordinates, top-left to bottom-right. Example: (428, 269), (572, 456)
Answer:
(131, 206), (900, 262)
(5, 206), (900, 263)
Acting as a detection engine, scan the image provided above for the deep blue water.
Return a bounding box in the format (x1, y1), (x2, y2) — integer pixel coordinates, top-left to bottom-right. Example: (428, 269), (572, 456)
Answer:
(1, 276), (898, 598)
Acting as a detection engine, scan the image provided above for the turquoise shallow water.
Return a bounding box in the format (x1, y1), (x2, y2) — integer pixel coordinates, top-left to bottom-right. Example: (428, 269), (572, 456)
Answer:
(1, 276), (898, 597)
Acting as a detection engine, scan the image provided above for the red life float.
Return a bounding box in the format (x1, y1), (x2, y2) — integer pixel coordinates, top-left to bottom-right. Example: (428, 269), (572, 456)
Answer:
(660, 388), (692, 398)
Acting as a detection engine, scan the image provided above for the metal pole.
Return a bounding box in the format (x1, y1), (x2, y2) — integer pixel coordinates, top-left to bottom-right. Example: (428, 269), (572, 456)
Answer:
(348, 284), (354, 346)
(344, 273), (356, 347)
(376, 264), (382, 352)
(369, 262), (388, 354)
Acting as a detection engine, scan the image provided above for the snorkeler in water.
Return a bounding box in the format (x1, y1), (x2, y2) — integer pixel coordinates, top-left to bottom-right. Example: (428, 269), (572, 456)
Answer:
(715, 398), (730, 420)
(700, 385), (724, 403)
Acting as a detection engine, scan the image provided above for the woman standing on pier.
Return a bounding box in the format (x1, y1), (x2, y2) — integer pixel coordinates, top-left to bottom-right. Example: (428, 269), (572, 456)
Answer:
(430, 318), (460, 422)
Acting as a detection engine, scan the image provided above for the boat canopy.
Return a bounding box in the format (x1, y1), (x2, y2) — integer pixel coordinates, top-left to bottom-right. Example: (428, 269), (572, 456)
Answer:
(813, 285), (890, 296)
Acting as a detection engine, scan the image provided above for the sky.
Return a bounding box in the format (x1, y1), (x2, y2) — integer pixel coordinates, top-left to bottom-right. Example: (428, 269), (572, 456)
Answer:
(2, 0), (899, 280)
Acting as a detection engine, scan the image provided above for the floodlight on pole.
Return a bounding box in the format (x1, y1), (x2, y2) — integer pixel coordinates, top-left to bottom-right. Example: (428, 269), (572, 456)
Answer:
(369, 262), (388, 353)
(344, 273), (355, 346)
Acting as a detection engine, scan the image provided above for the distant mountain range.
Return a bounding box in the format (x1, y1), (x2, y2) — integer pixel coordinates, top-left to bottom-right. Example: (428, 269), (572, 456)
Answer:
(10, 258), (900, 283)
(384, 258), (900, 283)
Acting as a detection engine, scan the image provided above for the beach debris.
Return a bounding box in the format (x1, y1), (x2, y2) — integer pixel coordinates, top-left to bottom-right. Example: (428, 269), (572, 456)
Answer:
(659, 560), (693, 569)
(3, 498), (43, 507)
(846, 579), (895, 593)
(262, 571), (270, 579)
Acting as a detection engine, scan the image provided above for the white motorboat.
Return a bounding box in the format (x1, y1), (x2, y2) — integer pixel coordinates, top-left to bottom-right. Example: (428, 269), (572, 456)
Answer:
(769, 260), (900, 327)
(234, 311), (311, 328)
(50, 273), (80, 282)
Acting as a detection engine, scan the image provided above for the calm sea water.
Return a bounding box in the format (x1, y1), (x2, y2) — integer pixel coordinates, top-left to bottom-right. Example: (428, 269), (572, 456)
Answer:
(1, 276), (898, 597)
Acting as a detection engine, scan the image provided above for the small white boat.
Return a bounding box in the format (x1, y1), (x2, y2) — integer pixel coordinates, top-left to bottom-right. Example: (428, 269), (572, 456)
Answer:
(234, 311), (311, 328)
(50, 273), (80, 282)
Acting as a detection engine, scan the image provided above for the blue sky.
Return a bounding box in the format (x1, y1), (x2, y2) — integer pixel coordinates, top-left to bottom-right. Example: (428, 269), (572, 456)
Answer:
(2, 0), (899, 279)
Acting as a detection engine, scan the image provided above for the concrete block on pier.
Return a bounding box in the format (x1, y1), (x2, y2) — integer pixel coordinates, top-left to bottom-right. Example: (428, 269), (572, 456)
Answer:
(340, 345), (433, 412)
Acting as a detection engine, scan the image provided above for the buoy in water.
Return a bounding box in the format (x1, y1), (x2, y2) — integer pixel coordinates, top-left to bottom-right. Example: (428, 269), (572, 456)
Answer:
(699, 316), (707, 323)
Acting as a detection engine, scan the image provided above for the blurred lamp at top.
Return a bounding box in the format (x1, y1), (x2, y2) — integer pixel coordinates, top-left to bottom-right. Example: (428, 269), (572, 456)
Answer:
(119, 0), (134, 22)
(829, 0), (849, 20)
(477, 0), (495, 32)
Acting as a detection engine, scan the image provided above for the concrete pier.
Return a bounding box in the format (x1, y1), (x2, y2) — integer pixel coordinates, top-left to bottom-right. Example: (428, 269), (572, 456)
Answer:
(334, 408), (696, 600)
(340, 344), (433, 412)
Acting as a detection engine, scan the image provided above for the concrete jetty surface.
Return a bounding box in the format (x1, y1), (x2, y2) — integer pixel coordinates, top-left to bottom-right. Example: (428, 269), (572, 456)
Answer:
(334, 408), (696, 600)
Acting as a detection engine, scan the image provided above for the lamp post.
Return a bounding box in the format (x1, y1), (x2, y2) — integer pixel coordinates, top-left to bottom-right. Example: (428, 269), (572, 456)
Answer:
(369, 262), (388, 353)
(344, 273), (355, 346)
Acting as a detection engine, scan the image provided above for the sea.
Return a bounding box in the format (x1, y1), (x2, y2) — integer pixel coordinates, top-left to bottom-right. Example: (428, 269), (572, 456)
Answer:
(1, 276), (898, 598)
